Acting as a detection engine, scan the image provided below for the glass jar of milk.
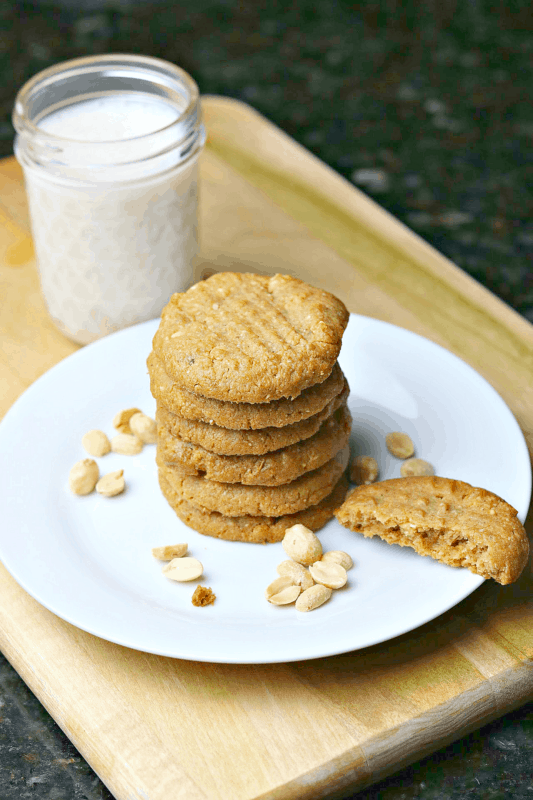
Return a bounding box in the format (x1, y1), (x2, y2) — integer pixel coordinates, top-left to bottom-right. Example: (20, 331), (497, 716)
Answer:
(13, 55), (205, 344)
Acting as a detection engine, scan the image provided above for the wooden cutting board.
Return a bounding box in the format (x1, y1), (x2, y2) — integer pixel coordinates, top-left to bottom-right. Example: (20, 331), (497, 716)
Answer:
(1, 96), (532, 800)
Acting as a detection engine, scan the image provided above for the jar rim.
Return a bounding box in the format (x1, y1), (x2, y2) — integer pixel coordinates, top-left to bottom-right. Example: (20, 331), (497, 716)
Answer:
(13, 53), (200, 145)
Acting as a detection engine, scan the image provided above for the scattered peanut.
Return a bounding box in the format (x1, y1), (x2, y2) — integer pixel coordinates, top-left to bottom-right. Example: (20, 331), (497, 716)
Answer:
(69, 459), (99, 495)
(282, 524), (323, 565)
(162, 556), (203, 582)
(152, 543), (188, 560)
(111, 432), (143, 455)
(386, 431), (414, 459)
(82, 429), (111, 457)
(309, 560), (348, 589)
(295, 584), (332, 612)
(350, 455), (379, 485)
(401, 458), (435, 477)
(321, 550), (353, 570)
(96, 470), (125, 497)
(113, 408), (142, 434)
(129, 412), (157, 444)
(265, 576), (301, 605)
(276, 560), (314, 590)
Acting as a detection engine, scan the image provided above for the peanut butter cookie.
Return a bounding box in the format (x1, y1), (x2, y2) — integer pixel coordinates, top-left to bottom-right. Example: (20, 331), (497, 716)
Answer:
(158, 471), (349, 543)
(335, 476), (529, 584)
(149, 352), (346, 430)
(152, 272), (349, 403)
(156, 379), (349, 455)
(157, 405), (352, 485)
(160, 446), (349, 517)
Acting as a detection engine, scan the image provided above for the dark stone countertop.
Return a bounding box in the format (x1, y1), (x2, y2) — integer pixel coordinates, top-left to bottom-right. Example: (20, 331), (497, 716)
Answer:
(1, 1), (532, 798)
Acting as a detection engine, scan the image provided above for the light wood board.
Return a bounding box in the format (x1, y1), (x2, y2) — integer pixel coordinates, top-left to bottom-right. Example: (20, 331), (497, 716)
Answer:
(0, 96), (532, 800)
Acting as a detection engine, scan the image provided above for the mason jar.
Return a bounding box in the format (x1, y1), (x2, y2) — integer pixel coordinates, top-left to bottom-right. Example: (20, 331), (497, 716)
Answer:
(13, 54), (205, 344)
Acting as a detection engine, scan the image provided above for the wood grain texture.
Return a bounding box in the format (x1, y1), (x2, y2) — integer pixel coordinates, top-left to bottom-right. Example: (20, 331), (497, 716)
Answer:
(0, 96), (532, 800)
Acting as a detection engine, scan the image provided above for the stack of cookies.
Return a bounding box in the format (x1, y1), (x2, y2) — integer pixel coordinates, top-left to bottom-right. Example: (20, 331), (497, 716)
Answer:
(147, 272), (352, 543)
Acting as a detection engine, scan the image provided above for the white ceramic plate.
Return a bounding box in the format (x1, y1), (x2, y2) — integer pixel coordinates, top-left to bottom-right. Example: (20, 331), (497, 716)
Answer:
(0, 315), (530, 663)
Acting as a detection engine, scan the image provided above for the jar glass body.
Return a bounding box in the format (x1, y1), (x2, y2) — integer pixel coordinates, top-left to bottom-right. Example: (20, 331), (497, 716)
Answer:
(13, 54), (205, 344)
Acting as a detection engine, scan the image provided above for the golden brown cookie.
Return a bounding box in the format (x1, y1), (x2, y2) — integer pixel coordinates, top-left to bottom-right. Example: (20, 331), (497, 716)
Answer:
(156, 379), (349, 455)
(160, 446), (349, 517)
(335, 476), (529, 585)
(152, 272), (349, 403)
(159, 471), (349, 543)
(157, 405), (352, 485)
(148, 352), (346, 430)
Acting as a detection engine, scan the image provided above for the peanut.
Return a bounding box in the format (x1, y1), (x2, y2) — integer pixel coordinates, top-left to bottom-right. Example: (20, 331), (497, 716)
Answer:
(386, 431), (414, 459)
(113, 408), (142, 434)
(321, 550), (353, 570)
(350, 455), (378, 485)
(152, 543), (188, 560)
(309, 561), (347, 589)
(162, 556), (203, 582)
(282, 524), (323, 565)
(129, 412), (157, 444)
(265, 576), (301, 605)
(96, 470), (125, 497)
(295, 584), (332, 612)
(111, 433), (143, 455)
(276, 560), (314, 590)
(401, 458), (434, 477)
(69, 459), (99, 495)
(82, 429), (111, 457)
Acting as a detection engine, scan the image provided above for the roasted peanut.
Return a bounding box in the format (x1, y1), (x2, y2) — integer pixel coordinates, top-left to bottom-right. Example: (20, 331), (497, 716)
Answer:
(152, 543), (188, 560)
(386, 432), (414, 459)
(111, 433), (143, 455)
(129, 412), (157, 444)
(69, 459), (99, 495)
(295, 584), (332, 612)
(401, 458), (434, 477)
(265, 576), (301, 605)
(282, 524), (323, 565)
(96, 470), (125, 497)
(350, 455), (378, 485)
(321, 550), (353, 570)
(276, 560), (314, 590)
(82, 429), (111, 457)
(309, 561), (348, 589)
(162, 556), (203, 582)
(113, 408), (142, 434)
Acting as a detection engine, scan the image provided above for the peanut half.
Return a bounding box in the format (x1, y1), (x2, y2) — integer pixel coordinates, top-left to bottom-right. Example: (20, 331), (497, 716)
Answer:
(113, 408), (142, 434)
(282, 524), (323, 565)
(96, 470), (125, 497)
(295, 584), (332, 612)
(162, 556), (203, 582)
(309, 561), (348, 590)
(350, 455), (378, 485)
(82, 429), (111, 457)
(265, 576), (301, 605)
(69, 459), (99, 495)
(129, 412), (157, 444)
(321, 550), (353, 570)
(401, 458), (434, 477)
(386, 432), (414, 459)
(152, 543), (188, 560)
(111, 433), (143, 456)
(276, 560), (314, 590)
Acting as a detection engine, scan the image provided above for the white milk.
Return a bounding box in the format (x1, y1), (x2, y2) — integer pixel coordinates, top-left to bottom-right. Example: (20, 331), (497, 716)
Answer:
(14, 57), (205, 344)
(38, 95), (180, 142)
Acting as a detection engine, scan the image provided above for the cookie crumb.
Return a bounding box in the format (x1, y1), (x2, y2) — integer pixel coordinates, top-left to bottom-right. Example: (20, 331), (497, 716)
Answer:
(192, 586), (216, 607)
(386, 431), (414, 459)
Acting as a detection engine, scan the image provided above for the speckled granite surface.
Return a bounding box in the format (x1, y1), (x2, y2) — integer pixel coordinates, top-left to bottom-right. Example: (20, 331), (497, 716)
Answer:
(1, 1), (532, 798)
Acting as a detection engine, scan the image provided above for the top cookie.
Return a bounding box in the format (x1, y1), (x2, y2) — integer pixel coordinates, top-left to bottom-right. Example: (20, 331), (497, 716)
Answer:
(335, 476), (529, 585)
(152, 272), (349, 403)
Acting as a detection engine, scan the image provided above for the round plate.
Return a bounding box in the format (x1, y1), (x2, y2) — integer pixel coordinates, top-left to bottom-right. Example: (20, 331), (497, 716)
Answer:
(0, 315), (530, 663)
